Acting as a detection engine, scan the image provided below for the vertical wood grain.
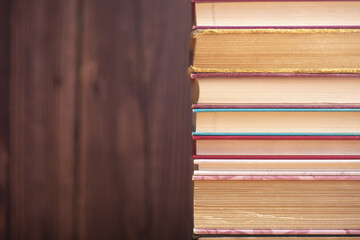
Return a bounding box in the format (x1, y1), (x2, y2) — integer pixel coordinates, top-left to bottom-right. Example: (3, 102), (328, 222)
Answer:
(9, 1), (78, 239)
(79, 0), (192, 239)
(7, 0), (192, 239)
(0, 0), (11, 239)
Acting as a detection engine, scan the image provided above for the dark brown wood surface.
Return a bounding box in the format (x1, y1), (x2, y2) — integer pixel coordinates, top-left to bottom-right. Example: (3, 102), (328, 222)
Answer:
(2, 0), (192, 239)
(0, 0), (11, 239)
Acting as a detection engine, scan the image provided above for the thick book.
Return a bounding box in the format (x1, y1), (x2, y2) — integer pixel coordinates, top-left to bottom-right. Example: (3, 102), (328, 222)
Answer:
(193, 175), (360, 234)
(193, 0), (360, 28)
(193, 136), (360, 155)
(190, 28), (360, 73)
(193, 107), (360, 135)
(191, 73), (360, 105)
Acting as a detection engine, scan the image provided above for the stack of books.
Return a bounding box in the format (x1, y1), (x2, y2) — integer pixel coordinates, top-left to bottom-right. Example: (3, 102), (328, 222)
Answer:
(190, 1), (360, 239)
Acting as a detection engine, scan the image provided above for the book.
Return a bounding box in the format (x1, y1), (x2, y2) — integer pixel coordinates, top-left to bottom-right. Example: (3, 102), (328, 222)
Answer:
(194, 136), (360, 156)
(190, 29), (360, 73)
(197, 236), (360, 239)
(193, 107), (360, 135)
(194, 159), (360, 175)
(193, 0), (360, 28)
(193, 176), (360, 233)
(191, 73), (360, 105)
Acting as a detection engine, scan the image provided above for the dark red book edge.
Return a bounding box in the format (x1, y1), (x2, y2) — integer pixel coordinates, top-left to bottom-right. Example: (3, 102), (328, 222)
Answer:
(192, 1), (196, 27)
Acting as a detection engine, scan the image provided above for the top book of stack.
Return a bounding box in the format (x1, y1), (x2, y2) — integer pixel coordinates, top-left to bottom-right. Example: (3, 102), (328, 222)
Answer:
(193, 0), (360, 29)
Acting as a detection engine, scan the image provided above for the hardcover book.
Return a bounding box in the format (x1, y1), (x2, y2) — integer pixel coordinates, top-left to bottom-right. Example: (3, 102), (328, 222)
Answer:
(193, 136), (360, 156)
(190, 29), (360, 73)
(191, 73), (360, 105)
(193, 107), (360, 135)
(193, 0), (360, 28)
(194, 158), (360, 176)
(193, 176), (360, 234)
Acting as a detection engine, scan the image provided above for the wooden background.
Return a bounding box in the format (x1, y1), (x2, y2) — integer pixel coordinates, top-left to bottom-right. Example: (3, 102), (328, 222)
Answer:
(0, 0), (192, 239)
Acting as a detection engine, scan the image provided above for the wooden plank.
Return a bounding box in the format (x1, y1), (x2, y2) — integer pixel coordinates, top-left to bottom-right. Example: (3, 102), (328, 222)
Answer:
(79, 0), (192, 239)
(0, 0), (10, 239)
(9, 1), (79, 239)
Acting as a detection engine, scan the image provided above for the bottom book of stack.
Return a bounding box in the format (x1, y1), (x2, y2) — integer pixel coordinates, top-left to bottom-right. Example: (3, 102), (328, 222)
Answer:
(194, 175), (360, 233)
